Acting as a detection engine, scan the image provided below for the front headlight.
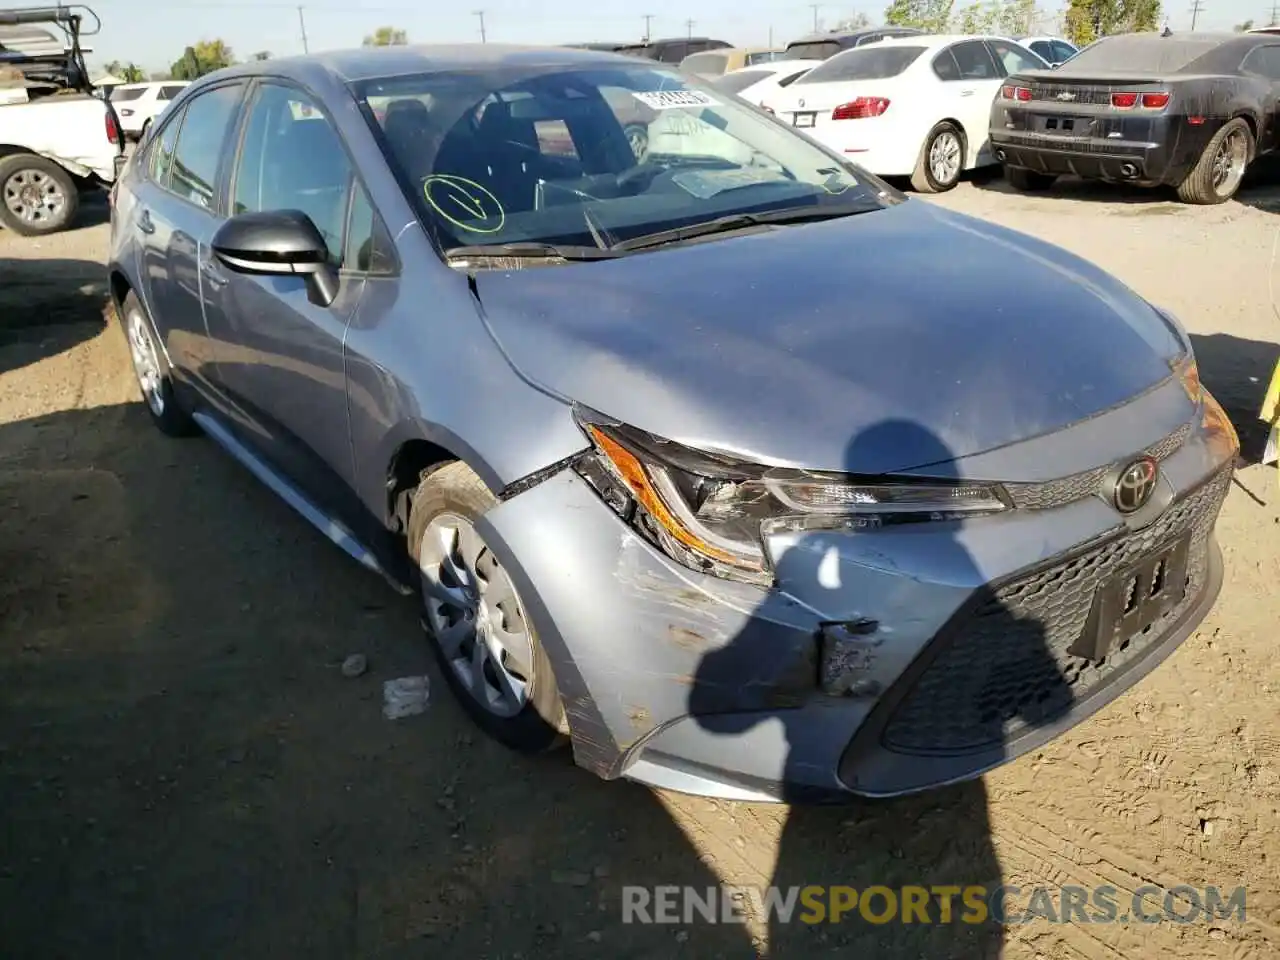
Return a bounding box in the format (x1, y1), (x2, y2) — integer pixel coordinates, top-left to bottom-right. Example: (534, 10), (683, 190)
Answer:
(573, 412), (1009, 585)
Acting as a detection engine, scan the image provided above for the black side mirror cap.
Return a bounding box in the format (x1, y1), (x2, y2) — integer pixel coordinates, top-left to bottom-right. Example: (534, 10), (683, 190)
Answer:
(211, 209), (339, 307)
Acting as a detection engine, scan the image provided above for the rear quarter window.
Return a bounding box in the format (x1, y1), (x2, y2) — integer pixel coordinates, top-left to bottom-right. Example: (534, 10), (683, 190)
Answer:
(794, 45), (925, 84)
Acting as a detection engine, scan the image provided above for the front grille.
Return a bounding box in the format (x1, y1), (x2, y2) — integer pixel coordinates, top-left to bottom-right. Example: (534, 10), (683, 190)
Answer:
(880, 464), (1231, 756)
(1004, 421), (1190, 511)
(1026, 82), (1113, 105)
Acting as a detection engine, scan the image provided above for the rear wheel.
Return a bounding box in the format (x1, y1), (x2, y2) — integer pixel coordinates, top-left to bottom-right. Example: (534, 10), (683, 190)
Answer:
(409, 462), (567, 753)
(910, 122), (965, 194)
(1176, 117), (1252, 204)
(0, 154), (79, 236)
(120, 291), (198, 437)
(1005, 166), (1058, 192)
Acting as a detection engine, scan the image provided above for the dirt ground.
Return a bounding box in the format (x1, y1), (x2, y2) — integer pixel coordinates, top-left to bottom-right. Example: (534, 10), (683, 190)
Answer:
(3, 178), (1280, 960)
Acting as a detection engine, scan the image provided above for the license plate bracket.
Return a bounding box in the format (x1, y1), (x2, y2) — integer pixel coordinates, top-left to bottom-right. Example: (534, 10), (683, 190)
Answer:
(1071, 534), (1192, 662)
(792, 112), (816, 128)
(1038, 115), (1091, 137)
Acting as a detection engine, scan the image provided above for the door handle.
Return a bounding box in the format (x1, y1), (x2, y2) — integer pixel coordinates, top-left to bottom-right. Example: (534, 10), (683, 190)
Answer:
(137, 208), (155, 235)
(959, 88), (976, 97)
(199, 258), (227, 289)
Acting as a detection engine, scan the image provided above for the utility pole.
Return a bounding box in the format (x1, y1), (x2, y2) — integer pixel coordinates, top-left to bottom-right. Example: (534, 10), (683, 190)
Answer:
(809, 3), (820, 31)
(297, 5), (309, 54)
(642, 13), (653, 42)
(1270, 0), (1278, 26)
(1189, 0), (1205, 29)
(685, 17), (694, 39)
(768, 25), (773, 47)
(473, 9), (486, 42)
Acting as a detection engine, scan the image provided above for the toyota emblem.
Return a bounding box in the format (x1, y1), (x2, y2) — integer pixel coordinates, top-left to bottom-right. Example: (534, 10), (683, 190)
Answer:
(1113, 458), (1158, 513)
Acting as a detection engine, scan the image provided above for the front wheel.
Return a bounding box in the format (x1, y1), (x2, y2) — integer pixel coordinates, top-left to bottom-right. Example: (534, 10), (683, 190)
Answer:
(0, 154), (79, 236)
(910, 122), (965, 194)
(409, 462), (567, 753)
(1176, 117), (1252, 204)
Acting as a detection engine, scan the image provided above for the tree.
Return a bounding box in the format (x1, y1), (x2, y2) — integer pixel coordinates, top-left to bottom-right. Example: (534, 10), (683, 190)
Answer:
(1233, 19), (1254, 31)
(104, 60), (147, 83)
(954, 0), (1002, 32)
(831, 11), (872, 30)
(169, 40), (235, 80)
(363, 26), (408, 46)
(885, 0), (955, 30)
(998, 0), (1037, 33)
(1063, 0), (1161, 47)
(252, 50), (272, 61)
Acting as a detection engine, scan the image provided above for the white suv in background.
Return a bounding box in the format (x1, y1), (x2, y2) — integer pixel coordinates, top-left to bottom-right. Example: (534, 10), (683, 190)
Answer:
(108, 81), (189, 139)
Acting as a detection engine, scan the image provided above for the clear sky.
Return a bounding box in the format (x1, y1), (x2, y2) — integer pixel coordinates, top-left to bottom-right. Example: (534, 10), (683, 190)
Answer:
(82, 0), (1270, 75)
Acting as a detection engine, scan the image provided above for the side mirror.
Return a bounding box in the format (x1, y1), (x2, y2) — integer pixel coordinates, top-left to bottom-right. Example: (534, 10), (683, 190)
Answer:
(211, 209), (339, 308)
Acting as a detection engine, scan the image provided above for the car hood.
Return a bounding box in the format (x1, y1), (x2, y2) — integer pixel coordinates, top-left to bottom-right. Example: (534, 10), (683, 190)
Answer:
(472, 200), (1186, 475)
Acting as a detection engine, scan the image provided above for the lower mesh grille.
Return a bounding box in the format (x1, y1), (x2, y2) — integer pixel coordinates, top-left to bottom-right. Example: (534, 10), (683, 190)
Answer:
(880, 465), (1232, 756)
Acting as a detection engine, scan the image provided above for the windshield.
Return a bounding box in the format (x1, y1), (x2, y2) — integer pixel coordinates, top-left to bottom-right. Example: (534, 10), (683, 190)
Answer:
(795, 45), (925, 83)
(713, 68), (774, 94)
(358, 64), (891, 257)
(1062, 35), (1223, 72)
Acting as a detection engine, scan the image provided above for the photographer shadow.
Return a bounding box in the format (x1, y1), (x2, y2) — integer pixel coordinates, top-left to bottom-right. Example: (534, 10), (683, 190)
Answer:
(692, 420), (1078, 958)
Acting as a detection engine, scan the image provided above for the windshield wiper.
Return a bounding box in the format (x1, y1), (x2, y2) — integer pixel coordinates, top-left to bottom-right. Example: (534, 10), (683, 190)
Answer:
(444, 242), (621, 263)
(614, 203), (880, 253)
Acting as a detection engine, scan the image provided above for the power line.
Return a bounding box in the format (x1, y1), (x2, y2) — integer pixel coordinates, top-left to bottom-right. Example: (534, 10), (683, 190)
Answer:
(1189, 0), (1205, 29)
(685, 17), (694, 39)
(1269, 1), (1279, 26)
(473, 8), (485, 42)
(297, 5), (308, 53)
(809, 3), (820, 31)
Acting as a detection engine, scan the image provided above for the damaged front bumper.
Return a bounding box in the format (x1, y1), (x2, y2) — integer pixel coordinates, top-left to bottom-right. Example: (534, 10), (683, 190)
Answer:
(475, 404), (1234, 803)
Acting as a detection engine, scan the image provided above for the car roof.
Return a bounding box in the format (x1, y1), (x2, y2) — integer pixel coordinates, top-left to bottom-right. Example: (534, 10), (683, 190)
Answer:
(787, 26), (923, 44)
(206, 43), (652, 86)
(860, 34), (1013, 49)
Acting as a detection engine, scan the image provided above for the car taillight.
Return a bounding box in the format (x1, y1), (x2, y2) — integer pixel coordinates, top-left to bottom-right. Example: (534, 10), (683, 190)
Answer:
(1001, 85), (1032, 101)
(105, 110), (120, 145)
(831, 97), (890, 120)
(1141, 91), (1170, 109)
(1111, 92), (1138, 108)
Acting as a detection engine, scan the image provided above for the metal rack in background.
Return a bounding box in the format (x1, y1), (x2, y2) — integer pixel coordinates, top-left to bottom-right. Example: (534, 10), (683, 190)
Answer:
(0, 5), (102, 95)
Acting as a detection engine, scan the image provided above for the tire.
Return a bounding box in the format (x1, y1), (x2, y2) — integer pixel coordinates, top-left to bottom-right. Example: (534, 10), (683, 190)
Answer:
(119, 291), (199, 437)
(624, 122), (649, 160)
(1176, 117), (1253, 205)
(1005, 166), (1058, 192)
(910, 122), (965, 194)
(409, 461), (567, 753)
(0, 153), (79, 236)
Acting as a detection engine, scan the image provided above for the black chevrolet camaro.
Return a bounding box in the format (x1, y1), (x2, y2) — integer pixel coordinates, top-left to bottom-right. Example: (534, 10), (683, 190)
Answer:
(990, 31), (1280, 203)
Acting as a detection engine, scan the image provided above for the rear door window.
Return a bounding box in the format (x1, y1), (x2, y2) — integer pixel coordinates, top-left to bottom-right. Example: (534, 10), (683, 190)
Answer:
(166, 83), (244, 209)
(794, 45), (925, 84)
(987, 39), (1046, 75)
(932, 49), (962, 81)
(1050, 40), (1077, 62)
(949, 40), (1000, 80)
(1029, 40), (1054, 61)
(148, 105), (185, 187)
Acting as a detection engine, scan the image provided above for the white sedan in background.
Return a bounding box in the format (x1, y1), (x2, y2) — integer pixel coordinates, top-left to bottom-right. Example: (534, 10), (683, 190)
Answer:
(108, 81), (190, 139)
(710, 59), (824, 109)
(763, 35), (1047, 192)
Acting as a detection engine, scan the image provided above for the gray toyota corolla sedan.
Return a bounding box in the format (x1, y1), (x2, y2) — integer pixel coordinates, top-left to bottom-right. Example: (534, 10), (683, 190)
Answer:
(107, 44), (1238, 802)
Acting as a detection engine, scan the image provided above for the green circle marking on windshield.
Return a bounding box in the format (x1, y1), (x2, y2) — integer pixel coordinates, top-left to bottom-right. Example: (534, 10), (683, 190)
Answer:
(423, 174), (506, 234)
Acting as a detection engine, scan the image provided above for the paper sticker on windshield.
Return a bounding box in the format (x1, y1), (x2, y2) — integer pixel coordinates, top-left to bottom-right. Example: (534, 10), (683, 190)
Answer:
(631, 90), (721, 110)
(671, 167), (791, 200)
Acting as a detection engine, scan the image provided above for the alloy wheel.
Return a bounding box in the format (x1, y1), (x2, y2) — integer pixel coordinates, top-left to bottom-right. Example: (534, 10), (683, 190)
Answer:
(126, 308), (165, 416)
(1211, 129), (1247, 197)
(419, 513), (535, 718)
(929, 131), (961, 186)
(2, 169), (66, 227)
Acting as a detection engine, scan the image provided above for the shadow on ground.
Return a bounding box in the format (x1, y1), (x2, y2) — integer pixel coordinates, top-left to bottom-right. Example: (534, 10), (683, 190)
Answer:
(0, 378), (1013, 957)
(0, 256), (109, 375)
(969, 160), (1280, 208)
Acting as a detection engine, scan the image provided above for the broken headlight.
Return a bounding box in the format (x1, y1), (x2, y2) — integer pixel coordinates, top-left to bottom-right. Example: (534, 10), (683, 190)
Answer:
(572, 412), (1009, 586)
